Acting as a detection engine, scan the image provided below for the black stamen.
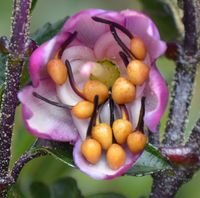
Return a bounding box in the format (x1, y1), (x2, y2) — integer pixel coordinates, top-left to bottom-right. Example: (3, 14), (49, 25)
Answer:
(136, 97), (146, 132)
(32, 92), (72, 109)
(110, 25), (134, 59)
(58, 31), (77, 58)
(65, 60), (85, 99)
(109, 94), (115, 126)
(119, 51), (129, 67)
(87, 95), (99, 136)
(92, 16), (133, 39)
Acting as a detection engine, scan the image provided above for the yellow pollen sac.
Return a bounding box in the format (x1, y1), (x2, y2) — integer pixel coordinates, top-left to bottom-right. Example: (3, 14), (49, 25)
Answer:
(81, 138), (102, 164)
(130, 37), (147, 60)
(72, 101), (94, 119)
(92, 123), (112, 150)
(112, 119), (132, 144)
(127, 60), (150, 86)
(112, 77), (136, 104)
(47, 59), (68, 85)
(127, 131), (147, 154)
(106, 144), (126, 170)
(83, 80), (109, 104)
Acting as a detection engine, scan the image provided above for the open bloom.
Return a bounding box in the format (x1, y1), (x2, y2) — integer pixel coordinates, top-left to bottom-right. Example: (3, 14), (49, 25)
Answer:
(18, 9), (168, 179)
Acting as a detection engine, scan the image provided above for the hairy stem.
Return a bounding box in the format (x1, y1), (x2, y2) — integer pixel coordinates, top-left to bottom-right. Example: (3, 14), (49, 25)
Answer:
(11, 150), (47, 182)
(0, 0), (32, 196)
(151, 0), (200, 197)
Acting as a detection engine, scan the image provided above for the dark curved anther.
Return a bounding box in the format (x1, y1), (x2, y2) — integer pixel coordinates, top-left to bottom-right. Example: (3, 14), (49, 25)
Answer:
(119, 51), (129, 67)
(92, 16), (133, 39)
(110, 25), (134, 59)
(65, 59), (86, 99)
(32, 92), (72, 109)
(87, 95), (99, 136)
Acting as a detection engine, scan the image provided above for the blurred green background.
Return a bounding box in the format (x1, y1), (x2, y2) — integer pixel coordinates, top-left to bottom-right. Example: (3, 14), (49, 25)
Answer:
(1, 0), (200, 197)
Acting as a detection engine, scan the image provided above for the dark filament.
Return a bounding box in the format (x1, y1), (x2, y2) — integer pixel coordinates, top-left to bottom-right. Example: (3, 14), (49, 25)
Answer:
(58, 31), (77, 58)
(87, 95), (99, 136)
(32, 92), (72, 109)
(109, 94), (115, 126)
(109, 94), (117, 143)
(110, 25), (134, 59)
(136, 97), (145, 132)
(65, 60), (85, 99)
(92, 16), (133, 39)
(119, 51), (129, 67)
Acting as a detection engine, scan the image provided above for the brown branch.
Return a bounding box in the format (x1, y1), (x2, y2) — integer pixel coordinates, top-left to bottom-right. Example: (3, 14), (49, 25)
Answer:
(0, 0), (32, 196)
(150, 0), (200, 197)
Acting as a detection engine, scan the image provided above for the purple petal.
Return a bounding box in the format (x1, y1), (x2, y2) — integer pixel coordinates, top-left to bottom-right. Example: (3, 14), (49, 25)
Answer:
(144, 65), (168, 132)
(122, 10), (166, 61)
(94, 31), (130, 67)
(63, 9), (125, 48)
(73, 139), (141, 180)
(29, 32), (77, 87)
(18, 79), (79, 142)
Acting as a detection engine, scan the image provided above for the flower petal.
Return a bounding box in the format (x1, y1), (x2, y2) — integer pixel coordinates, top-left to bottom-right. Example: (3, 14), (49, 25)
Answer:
(56, 82), (82, 106)
(122, 10), (166, 61)
(18, 79), (79, 142)
(72, 115), (90, 140)
(63, 9), (125, 48)
(73, 139), (141, 180)
(144, 65), (168, 132)
(29, 32), (77, 87)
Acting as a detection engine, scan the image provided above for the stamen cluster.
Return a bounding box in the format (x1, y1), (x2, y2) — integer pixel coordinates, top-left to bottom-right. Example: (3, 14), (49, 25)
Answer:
(33, 16), (151, 170)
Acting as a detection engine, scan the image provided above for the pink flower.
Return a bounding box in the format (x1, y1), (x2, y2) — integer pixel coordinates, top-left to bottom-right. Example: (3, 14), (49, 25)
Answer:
(18, 9), (168, 179)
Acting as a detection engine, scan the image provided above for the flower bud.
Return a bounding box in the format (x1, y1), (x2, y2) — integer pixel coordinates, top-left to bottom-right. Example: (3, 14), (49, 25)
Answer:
(112, 77), (136, 104)
(130, 37), (147, 60)
(106, 144), (126, 170)
(83, 80), (109, 104)
(127, 131), (147, 154)
(72, 101), (94, 119)
(112, 119), (132, 144)
(127, 60), (149, 85)
(47, 59), (68, 85)
(92, 123), (112, 150)
(81, 138), (102, 164)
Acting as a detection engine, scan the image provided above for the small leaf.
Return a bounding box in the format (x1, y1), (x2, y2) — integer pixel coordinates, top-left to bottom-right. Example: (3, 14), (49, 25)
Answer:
(140, 0), (179, 40)
(32, 139), (75, 167)
(86, 193), (127, 198)
(51, 177), (83, 198)
(31, 0), (38, 13)
(126, 144), (171, 176)
(32, 17), (68, 45)
(30, 182), (51, 198)
(0, 53), (6, 85)
(8, 185), (25, 198)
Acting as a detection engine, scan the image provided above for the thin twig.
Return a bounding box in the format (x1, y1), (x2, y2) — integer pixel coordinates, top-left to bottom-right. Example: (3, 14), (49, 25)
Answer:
(0, 0), (32, 196)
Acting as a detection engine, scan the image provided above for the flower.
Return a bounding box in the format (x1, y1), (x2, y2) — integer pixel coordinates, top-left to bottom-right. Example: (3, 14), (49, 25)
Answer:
(18, 9), (168, 180)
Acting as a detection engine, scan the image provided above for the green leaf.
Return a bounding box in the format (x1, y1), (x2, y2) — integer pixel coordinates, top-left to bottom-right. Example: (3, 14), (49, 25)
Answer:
(32, 17), (68, 45)
(86, 193), (127, 198)
(32, 139), (75, 167)
(126, 144), (171, 176)
(30, 182), (51, 198)
(0, 53), (6, 85)
(140, 0), (179, 40)
(31, 0), (38, 13)
(8, 185), (25, 198)
(50, 177), (83, 198)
